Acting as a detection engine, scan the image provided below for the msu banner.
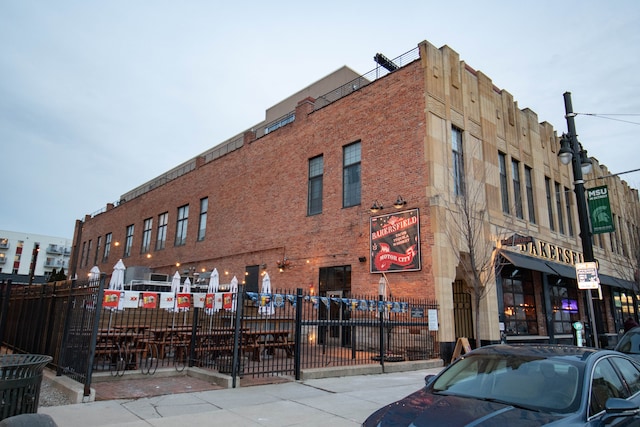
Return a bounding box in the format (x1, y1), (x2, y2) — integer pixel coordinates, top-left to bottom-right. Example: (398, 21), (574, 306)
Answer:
(370, 208), (421, 273)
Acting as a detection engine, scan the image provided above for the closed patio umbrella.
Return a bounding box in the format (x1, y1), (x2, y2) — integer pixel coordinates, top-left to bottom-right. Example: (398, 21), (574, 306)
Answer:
(108, 259), (126, 290)
(259, 273), (274, 315)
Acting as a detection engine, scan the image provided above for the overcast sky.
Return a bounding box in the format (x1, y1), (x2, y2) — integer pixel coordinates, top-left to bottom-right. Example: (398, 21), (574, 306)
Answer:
(2, 1), (639, 239)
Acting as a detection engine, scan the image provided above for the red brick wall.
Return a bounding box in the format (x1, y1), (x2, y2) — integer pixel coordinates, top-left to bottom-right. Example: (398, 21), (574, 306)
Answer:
(74, 60), (435, 300)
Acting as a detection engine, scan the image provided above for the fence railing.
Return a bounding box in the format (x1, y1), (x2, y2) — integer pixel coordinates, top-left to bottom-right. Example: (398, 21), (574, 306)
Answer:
(0, 279), (439, 394)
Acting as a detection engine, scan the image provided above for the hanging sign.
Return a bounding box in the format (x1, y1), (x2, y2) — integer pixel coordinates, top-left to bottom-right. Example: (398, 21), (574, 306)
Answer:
(587, 185), (615, 234)
(576, 261), (600, 290)
(370, 208), (421, 273)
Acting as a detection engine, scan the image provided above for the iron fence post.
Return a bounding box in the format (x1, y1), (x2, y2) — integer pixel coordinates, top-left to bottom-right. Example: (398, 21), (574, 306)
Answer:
(379, 295), (385, 370)
(0, 280), (12, 349)
(231, 284), (244, 388)
(294, 288), (303, 380)
(84, 273), (107, 397)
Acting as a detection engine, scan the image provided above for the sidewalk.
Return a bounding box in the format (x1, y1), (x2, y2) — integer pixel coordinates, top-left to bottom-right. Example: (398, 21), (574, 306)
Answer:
(39, 365), (443, 426)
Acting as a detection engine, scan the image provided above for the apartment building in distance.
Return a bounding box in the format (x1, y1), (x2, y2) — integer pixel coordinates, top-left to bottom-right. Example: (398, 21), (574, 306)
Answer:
(0, 230), (72, 284)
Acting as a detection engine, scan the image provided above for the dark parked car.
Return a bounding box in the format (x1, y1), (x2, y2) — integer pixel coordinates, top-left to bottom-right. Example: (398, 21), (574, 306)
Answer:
(363, 344), (640, 426)
(615, 327), (640, 361)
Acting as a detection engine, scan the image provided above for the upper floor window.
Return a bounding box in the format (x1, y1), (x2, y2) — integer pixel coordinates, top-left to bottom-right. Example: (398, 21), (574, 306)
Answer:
(499, 152), (509, 214)
(564, 187), (574, 237)
(124, 225), (134, 257)
(343, 142), (361, 208)
(452, 127), (464, 196)
(103, 233), (112, 262)
(555, 181), (565, 234)
(84, 240), (92, 267)
(308, 155), (323, 215)
(525, 166), (536, 224)
(94, 236), (102, 266)
(198, 198), (208, 241)
(141, 218), (153, 253)
(156, 212), (168, 250)
(512, 159), (523, 219)
(175, 205), (189, 246)
(545, 177), (555, 232)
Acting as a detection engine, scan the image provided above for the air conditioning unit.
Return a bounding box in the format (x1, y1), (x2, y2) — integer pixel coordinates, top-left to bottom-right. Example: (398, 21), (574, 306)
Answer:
(147, 273), (169, 282)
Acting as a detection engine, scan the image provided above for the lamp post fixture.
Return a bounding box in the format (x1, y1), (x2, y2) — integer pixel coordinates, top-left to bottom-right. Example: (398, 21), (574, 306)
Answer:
(560, 91), (598, 348)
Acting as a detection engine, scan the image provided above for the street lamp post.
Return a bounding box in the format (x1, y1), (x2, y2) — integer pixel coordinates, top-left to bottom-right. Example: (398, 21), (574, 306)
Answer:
(560, 91), (598, 348)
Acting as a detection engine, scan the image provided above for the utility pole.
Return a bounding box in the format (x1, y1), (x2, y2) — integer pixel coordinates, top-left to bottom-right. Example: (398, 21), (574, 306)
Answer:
(563, 91), (598, 348)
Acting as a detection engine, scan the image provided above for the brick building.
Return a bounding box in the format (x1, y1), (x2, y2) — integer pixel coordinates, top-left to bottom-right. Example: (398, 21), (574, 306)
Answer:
(71, 39), (640, 360)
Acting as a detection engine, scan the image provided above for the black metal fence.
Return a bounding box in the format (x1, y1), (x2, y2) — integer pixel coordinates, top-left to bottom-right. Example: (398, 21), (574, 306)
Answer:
(0, 279), (439, 394)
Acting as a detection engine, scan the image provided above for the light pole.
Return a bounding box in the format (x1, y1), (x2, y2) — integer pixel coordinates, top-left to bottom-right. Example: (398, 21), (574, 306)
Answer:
(559, 91), (598, 348)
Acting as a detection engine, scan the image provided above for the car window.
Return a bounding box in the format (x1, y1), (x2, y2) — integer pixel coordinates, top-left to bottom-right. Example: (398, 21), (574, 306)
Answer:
(611, 356), (640, 394)
(617, 330), (640, 354)
(590, 358), (629, 416)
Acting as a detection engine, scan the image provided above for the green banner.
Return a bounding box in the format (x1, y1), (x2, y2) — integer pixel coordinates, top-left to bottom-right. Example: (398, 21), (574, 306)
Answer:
(587, 185), (615, 234)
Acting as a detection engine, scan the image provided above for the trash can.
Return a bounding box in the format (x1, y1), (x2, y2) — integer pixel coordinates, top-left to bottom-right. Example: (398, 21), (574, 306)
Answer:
(0, 354), (52, 421)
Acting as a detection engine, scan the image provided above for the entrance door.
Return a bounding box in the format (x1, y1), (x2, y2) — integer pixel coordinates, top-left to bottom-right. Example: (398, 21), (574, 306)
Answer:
(453, 280), (474, 342)
(326, 290), (343, 345)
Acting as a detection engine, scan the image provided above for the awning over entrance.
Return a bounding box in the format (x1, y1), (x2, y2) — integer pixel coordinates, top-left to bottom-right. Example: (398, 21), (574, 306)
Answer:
(599, 274), (636, 291)
(499, 250), (635, 291)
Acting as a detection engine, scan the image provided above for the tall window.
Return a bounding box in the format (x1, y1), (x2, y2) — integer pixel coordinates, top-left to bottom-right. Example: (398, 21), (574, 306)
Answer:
(141, 218), (153, 253)
(175, 205), (189, 246)
(85, 240), (92, 267)
(525, 166), (535, 224)
(555, 181), (565, 234)
(94, 236), (102, 266)
(512, 159), (523, 219)
(564, 187), (574, 237)
(198, 198), (208, 241)
(452, 127), (464, 196)
(124, 225), (134, 257)
(610, 214), (619, 254)
(103, 233), (112, 262)
(156, 212), (168, 250)
(343, 142), (361, 207)
(620, 216), (628, 256)
(499, 152), (510, 214)
(550, 279), (579, 334)
(308, 155), (323, 215)
(545, 177), (555, 232)
(502, 268), (537, 335)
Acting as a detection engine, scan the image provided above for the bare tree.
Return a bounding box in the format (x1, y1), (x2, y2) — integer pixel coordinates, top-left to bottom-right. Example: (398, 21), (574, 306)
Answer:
(444, 166), (503, 349)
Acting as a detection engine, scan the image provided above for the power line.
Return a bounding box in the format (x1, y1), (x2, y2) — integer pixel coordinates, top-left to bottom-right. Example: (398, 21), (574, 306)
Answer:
(575, 113), (640, 126)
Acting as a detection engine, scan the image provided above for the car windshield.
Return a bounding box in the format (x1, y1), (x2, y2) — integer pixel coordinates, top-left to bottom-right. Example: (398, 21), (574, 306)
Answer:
(617, 330), (640, 354)
(432, 354), (582, 413)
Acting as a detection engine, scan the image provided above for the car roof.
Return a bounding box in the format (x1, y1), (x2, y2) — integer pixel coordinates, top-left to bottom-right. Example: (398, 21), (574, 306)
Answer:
(465, 344), (603, 363)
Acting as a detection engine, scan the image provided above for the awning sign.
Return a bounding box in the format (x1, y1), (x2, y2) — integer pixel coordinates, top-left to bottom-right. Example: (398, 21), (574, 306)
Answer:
(587, 185), (615, 234)
(575, 262), (600, 290)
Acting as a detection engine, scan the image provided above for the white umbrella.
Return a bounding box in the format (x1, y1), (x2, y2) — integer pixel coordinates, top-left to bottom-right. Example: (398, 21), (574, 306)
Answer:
(89, 266), (100, 283)
(259, 273), (274, 315)
(208, 268), (219, 293)
(108, 259), (126, 290)
(106, 259), (125, 328)
(180, 277), (191, 324)
(206, 269), (219, 316)
(169, 271), (181, 313)
(230, 275), (238, 312)
(182, 277), (191, 293)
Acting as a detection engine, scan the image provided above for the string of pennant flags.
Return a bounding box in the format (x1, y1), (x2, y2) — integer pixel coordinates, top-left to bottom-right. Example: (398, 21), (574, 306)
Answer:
(101, 289), (409, 313)
(245, 292), (409, 313)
